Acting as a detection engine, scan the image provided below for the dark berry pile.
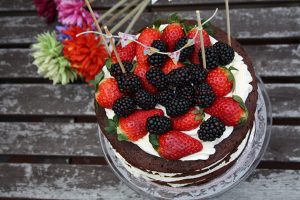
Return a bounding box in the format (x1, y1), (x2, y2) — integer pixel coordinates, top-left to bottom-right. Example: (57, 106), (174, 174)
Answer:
(213, 42), (235, 65)
(156, 89), (176, 106)
(198, 117), (225, 141)
(109, 61), (133, 77)
(186, 64), (207, 84)
(199, 46), (219, 70)
(146, 115), (172, 135)
(146, 67), (169, 90)
(148, 40), (168, 68)
(176, 85), (195, 107)
(168, 67), (191, 87)
(194, 83), (215, 108)
(174, 37), (194, 62)
(135, 90), (157, 110)
(117, 73), (142, 94)
(165, 98), (190, 117)
(112, 96), (136, 117)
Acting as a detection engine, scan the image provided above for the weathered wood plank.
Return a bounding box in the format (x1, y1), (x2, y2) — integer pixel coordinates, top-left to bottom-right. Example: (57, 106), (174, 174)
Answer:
(0, 84), (299, 118)
(1, 45), (299, 79)
(0, 164), (298, 199)
(1, 7), (300, 44)
(0, 0), (35, 11)
(0, 123), (299, 162)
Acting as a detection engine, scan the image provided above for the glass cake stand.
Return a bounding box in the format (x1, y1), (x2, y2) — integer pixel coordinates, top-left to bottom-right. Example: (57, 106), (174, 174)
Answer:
(98, 76), (272, 200)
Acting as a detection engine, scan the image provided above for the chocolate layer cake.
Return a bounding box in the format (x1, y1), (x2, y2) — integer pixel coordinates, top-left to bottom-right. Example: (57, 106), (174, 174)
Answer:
(95, 23), (258, 187)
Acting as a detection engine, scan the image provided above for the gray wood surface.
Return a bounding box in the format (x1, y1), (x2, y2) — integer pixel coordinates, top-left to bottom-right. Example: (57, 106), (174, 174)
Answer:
(1, 45), (299, 79)
(0, 123), (299, 162)
(1, 6), (300, 44)
(0, 84), (299, 118)
(0, 163), (299, 200)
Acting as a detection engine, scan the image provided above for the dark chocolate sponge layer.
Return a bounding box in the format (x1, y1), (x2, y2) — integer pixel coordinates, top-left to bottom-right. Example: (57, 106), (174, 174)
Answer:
(95, 25), (258, 176)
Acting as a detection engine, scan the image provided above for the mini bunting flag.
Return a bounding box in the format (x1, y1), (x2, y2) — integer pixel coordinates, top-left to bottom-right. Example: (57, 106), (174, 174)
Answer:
(169, 51), (181, 64)
(118, 32), (137, 48)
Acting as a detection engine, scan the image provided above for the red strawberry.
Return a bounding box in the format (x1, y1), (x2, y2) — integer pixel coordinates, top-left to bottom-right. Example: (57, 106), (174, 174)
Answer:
(171, 108), (204, 131)
(111, 42), (136, 63)
(150, 130), (203, 160)
(118, 109), (164, 141)
(205, 96), (248, 126)
(136, 28), (161, 64)
(187, 28), (211, 64)
(161, 23), (184, 51)
(207, 67), (236, 97)
(95, 78), (122, 108)
(161, 59), (184, 74)
(134, 62), (157, 93)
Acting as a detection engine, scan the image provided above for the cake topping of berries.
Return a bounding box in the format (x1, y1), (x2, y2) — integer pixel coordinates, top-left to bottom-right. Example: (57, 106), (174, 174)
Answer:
(194, 83), (216, 108)
(199, 46), (219, 70)
(198, 117), (225, 141)
(186, 64), (208, 84)
(168, 67), (191, 87)
(207, 66), (236, 97)
(95, 78), (122, 109)
(116, 73), (142, 94)
(112, 96), (136, 117)
(109, 61), (133, 77)
(149, 130), (203, 160)
(147, 40), (168, 68)
(165, 98), (190, 117)
(161, 20), (185, 51)
(176, 84), (195, 107)
(156, 89), (176, 106)
(174, 36), (194, 62)
(134, 63), (157, 93)
(213, 42), (235, 66)
(115, 109), (164, 141)
(146, 115), (172, 135)
(146, 67), (169, 90)
(135, 90), (157, 110)
(171, 108), (204, 131)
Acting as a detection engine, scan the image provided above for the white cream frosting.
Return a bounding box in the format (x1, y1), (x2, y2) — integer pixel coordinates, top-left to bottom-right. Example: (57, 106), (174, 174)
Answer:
(102, 25), (253, 161)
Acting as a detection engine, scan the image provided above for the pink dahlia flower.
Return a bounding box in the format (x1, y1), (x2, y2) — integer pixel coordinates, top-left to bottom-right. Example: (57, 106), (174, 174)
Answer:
(34, 0), (57, 23)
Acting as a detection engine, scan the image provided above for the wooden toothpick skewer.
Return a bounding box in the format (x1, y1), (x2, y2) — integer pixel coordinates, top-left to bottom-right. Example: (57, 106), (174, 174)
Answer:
(225, 0), (231, 46)
(97, 0), (127, 23)
(84, 0), (110, 56)
(196, 10), (207, 69)
(124, 0), (150, 34)
(110, 1), (144, 34)
(106, 0), (140, 27)
(103, 26), (126, 73)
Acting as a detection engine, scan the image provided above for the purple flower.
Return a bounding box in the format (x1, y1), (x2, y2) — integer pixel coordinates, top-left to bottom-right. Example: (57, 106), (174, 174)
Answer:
(56, 25), (72, 41)
(55, 0), (99, 27)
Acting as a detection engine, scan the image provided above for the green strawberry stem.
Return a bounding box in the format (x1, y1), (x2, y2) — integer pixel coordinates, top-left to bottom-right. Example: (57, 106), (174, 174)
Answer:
(149, 134), (159, 150)
(117, 133), (129, 141)
(233, 95), (249, 125)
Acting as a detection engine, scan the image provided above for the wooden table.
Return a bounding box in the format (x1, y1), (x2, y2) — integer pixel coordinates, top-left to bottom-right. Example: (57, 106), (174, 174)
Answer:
(0, 0), (300, 199)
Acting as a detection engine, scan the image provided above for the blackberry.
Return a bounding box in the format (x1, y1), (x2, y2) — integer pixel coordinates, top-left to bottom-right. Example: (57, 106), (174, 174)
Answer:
(194, 83), (215, 108)
(174, 37), (194, 62)
(146, 115), (172, 135)
(213, 42), (235, 65)
(135, 90), (157, 110)
(198, 117), (225, 141)
(112, 96), (136, 117)
(109, 61), (133, 77)
(186, 64), (208, 84)
(199, 46), (219, 70)
(176, 85), (195, 107)
(165, 98), (190, 117)
(146, 67), (169, 90)
(116, 73), (142, 94)
(147, 40), (168, 68)
(156, 89), (176, 106)
(168, 67), (191, 87)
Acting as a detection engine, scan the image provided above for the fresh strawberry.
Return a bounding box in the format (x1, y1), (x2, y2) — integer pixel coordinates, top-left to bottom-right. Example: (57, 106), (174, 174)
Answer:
(161, 23), (184, 51)
(205, 96), (248, 126)
(111, 42), (136, 63)
(134, 62), (157, 93)
(207, 67), (236, 97)
(187, 28), (211, 64)
(149, 130), (203, 160)
(161, 59), (184, 74)
(171, 108), (204, 131)
(95, 78), (122, 108)
(136, 28), (161, 64)
(118, 109), (164, 141)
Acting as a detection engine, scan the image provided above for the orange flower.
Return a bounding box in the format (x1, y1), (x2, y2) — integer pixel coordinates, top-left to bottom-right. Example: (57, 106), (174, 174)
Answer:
(63, 26), (108, 81)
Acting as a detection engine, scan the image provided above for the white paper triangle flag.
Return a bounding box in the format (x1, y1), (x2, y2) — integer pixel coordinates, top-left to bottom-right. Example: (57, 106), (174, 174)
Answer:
(169, 51), (181, 64)
(118, 32), (136, 48)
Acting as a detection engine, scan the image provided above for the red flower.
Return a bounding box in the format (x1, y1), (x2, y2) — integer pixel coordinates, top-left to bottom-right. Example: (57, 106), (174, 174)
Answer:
(33, 0), (57, 23)
(62, 26), (108, 81)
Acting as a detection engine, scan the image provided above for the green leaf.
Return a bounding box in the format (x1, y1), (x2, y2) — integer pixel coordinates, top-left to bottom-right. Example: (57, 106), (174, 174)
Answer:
(195, 115), (203, 121)
(90, 71), (104, 91)
(105, 58), (113, 70)
(168, 13), (180, 23)
(229, 66), (238, 71)
(105, 119), (117, 135)
(117, 133), (129, 141)
(233, 95), (248, 112)
(153, 18), (162, 29)
(149, 134), (159, 150)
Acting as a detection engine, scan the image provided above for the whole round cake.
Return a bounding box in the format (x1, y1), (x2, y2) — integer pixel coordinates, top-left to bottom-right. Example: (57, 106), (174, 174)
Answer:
(95, 17), (258, 187)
